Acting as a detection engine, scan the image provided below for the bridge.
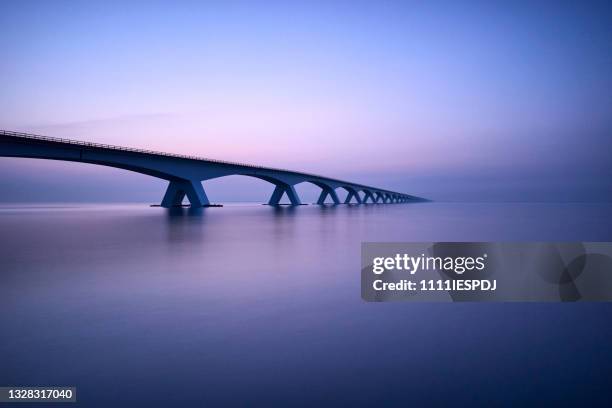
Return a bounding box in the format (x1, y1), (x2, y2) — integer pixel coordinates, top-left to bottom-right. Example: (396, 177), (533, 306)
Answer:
(0, 130), (426, 207)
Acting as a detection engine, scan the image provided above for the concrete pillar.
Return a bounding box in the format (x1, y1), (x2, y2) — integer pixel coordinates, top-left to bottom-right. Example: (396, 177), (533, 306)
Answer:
(268, 183), (302, 205)
(316, 186), (340, 205)
(375, 192), (384, 203)
(344, 187), (362, 204)
(362, 190), (375, 203)
(161, 179), (209, 207)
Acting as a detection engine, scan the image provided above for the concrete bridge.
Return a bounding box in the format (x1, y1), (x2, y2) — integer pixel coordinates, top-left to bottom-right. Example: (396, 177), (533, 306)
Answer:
(0, 130), (426, 207)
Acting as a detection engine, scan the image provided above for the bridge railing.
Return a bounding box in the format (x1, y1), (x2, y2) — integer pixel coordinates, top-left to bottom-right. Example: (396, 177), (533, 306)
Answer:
(0, 129), (401, 195)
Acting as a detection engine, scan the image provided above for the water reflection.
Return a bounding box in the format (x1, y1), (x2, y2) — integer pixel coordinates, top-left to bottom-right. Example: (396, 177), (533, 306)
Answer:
(1, 203), (612, 407)
(164, 207), (207, 243)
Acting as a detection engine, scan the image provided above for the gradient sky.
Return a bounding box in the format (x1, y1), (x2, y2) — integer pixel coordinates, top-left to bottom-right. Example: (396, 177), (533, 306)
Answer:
(1, 0), (611, 202)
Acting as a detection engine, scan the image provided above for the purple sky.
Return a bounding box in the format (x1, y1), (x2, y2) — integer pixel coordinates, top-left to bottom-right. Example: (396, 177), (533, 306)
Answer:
(1, 1), (611, 202)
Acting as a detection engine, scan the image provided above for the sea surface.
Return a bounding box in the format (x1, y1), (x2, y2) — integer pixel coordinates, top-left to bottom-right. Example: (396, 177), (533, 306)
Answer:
(1, 202), (612, 407)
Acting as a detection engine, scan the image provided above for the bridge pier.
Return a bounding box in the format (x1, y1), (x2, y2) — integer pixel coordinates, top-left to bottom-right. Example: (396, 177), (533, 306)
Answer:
(316, 186), (340, 205)
(268, 183), (302, 205)
(161, 179), (210, 207)
(362, 190), (375, 203)
(344, 187), (362, 204)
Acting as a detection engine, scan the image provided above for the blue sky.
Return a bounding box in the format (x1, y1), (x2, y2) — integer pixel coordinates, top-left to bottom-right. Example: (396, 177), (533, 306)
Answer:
(1, 0), (611, 202)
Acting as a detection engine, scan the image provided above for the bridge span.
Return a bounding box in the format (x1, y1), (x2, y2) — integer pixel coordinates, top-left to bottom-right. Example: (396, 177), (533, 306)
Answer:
(0, 130), (426, 207)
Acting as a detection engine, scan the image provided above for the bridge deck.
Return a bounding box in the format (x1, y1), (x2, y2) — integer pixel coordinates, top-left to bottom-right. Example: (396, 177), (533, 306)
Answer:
(1, 129), (405, 195)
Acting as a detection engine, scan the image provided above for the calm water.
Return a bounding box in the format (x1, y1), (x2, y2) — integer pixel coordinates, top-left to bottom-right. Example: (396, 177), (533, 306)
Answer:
(1, 202), (612, 407)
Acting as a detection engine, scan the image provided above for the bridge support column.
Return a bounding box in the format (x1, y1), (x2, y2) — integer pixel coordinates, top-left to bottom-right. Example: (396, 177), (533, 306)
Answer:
(268, 183), (302, 205)
(344, 187), (362, 204)
(316, 187), (340, 205)
(161, 179), (210, 207)
(375, 192), (384, 203)
(362, 190), (375, 203)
